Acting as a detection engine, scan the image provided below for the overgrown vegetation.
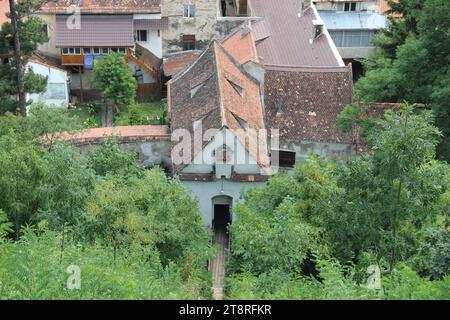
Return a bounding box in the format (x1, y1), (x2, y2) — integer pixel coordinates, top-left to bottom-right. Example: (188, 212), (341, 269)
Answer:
(226, 105), (450, 300)
(356, 0), (450, 160)
(0, 105), (212, 299)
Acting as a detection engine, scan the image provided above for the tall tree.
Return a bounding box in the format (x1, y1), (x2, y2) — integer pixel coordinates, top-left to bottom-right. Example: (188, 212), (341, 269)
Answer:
(0, 0), (49, 116)
(93, 53), (137, 127)
(356, 0), (450, 160)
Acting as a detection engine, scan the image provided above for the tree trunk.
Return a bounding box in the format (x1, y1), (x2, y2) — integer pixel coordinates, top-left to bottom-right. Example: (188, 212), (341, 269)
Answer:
(9, 0), (27, 117)
(106, 104), (114, 127)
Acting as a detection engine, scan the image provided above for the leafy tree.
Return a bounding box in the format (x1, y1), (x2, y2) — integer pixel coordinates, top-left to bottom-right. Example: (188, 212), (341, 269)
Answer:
(86, 138), (141, 177)
(93, 53), (137, 126)
(0, 0), (50, 115)
(0, 132), (47, 239)
(355, 0), (450, 160)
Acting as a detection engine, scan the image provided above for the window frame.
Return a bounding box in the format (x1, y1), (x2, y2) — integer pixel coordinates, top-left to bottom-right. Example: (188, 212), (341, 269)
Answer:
(135, 30), (148, 42)
(183, 4), (196, 18)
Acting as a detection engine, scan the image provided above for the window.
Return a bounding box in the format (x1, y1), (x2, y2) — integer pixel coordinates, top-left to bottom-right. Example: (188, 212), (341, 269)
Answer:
(62, 48), (81, 55)
(118, 48), (126, 54)
(43, 83), (66, 100)
(182, 35), (196, 50)
(110, 48), (119, 53)
(329, 30), (375, 47)
(190, 82), (205, 98)
(93, 48), (101, 55)
(272, 150), (296, 168)
(101, 48), (109, 55)
(183, 4), (196, 18)
(83, 48), (92, 55)
(42, 24), (49, 40)
(135, 30), (148, 42)
(336, 2), (358, 12)
(227, 79), (244, 97)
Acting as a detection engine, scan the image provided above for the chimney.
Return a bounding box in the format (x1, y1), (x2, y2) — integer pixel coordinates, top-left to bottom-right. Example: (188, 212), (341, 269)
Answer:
(312, 19), (324, 40)
(302, 0), (311, 11)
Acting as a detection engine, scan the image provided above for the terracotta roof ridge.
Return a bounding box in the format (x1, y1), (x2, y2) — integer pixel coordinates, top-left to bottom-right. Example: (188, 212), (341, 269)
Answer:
(212, 41), (227, 128)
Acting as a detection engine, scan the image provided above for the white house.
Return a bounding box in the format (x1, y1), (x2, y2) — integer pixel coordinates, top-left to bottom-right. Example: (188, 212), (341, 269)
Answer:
(26, 58), (70, 108)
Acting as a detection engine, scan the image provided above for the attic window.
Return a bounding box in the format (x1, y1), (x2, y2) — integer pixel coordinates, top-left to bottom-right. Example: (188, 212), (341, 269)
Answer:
(233, 113), (249, 130)
(190, 82), (205, 98)
(227, 79), (244, 97)
(272, 150), (296, 168)
(193, 116), (205, 131)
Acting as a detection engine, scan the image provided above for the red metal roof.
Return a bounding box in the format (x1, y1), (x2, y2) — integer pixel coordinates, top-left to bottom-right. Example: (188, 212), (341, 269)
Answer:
(133, 17), (168, 30)
(55, 14), (134, 47)
(249, 0), (344, 68)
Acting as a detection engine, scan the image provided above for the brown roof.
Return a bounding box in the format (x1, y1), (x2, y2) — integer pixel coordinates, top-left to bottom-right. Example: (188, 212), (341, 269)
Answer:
(163, 51), (202, 77)
(134, 17), (168, 30)
(248, 0), (345, 69)
(41, 0), (161, 14)
(221, 22), (259, 65)
(55, 125), (170, 145)
(55, 14), (134, 47)
(263, 68), (354, 144)
(169, 40), (270, 174)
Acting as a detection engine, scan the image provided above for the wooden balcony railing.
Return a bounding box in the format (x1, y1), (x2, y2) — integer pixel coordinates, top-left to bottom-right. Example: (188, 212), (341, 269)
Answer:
(61, 55), (84, 66)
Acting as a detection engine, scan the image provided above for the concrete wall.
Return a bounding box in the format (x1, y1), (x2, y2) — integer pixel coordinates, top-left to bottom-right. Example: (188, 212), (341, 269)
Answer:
(182, 179), (265, 227)
(135, 29), (163, 59)
(128, 60), (157, 84)
(314, 1), (380, 12)
(338, 46), (375, 59)
(280, 140), (355, 163)
(182, 128), (264, 177)
(161, 0), (243, 55)
(78, 140), (172, 171)
(36, 14), (60, 58)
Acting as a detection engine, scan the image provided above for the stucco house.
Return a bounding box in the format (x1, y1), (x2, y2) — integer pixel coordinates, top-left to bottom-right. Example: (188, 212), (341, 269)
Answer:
(168, 0), (354, 228)
(26, 56), (70, 109)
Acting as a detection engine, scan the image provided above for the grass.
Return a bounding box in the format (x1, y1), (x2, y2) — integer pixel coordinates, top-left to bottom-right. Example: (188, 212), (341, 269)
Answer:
(68, 101), (168, 128)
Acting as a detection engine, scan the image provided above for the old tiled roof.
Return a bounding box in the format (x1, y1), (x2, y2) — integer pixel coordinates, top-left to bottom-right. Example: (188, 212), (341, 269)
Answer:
(163, 51), (202, 77)
(169, 40), (270, 174)
(55, 14), (134, 47)
(248, 0), (345, 69)
(221, 22), (259, 65)
(55, 125), (170, 145)
(40, 0), (161, 14)
(263, 69), (354, 144)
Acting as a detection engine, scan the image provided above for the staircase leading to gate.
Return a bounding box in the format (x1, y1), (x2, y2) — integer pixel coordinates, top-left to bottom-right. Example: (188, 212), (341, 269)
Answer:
(209, 227), (229, 300)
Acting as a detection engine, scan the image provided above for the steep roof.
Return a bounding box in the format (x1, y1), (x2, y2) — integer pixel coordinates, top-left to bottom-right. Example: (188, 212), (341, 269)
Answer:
(40, 0), (161, 14)
(163, 51), (202, 77)
(248, 0), (345, 69)
(221, 22), (259, 65)
(170, 40), (270, 174)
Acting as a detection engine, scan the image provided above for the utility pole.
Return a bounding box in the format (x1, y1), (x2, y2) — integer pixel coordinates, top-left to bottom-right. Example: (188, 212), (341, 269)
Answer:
(8, 0), (27, 117)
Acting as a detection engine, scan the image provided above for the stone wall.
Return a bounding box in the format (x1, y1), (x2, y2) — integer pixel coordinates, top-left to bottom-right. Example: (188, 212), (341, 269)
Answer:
(161, 0), (243, 55)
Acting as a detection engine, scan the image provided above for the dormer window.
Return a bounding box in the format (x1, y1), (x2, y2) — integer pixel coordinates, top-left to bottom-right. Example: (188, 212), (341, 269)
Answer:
(227, 79), (244, 97)
(190, 82), (205, 98)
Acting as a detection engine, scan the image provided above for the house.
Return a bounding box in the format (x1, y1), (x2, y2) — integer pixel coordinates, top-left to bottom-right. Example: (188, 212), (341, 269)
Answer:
(26, 56), (70, 109)
(160, 0), (251, 55)
(314, 0), (388, 79)
(168, 0), (354, 227)
(35, 0), (168, 101)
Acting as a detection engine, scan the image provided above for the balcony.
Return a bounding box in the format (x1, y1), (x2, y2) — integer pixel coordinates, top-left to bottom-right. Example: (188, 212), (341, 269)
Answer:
(61, 54), (84, 66)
